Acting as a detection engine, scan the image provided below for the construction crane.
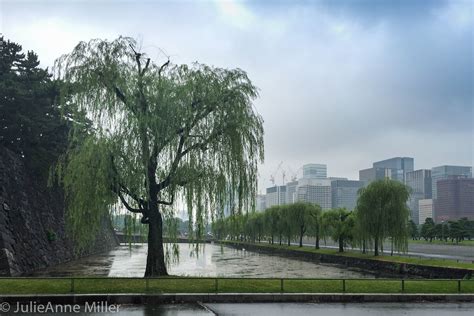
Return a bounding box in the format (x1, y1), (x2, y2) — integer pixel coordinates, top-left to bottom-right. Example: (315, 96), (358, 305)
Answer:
(287, 165), (297, 182)
(270, 161), (283, 186)
(287, 165), (304, 182)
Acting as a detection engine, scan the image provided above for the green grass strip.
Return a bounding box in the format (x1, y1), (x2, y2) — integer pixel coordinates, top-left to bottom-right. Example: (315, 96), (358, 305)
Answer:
(0, 278), (473, 295)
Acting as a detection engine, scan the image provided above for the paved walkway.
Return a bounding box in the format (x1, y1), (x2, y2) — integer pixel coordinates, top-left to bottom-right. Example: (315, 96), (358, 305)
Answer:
(296, 238), (474, 262)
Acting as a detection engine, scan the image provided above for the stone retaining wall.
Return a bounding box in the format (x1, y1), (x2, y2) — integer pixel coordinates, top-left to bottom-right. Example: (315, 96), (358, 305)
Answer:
(0, 147), (118, 276)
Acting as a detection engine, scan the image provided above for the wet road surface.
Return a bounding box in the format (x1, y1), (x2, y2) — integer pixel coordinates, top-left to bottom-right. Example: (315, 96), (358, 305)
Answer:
(3, 303), (474, 315)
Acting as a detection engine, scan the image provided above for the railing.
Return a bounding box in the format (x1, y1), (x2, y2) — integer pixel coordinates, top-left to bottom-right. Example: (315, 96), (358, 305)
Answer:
(0, 277), (472, 295)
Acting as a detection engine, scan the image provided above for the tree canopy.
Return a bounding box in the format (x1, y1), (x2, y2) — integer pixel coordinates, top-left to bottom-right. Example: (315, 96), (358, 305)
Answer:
(357, 179), (410, 256)
(0, 36), (69, 179)
(322, 208), (354, 252)
(54, 37), (264, 276)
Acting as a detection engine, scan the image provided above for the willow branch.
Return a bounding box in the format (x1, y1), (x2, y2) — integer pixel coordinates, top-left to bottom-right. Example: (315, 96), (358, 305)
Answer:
(110, 155), (147, 208)
(158, 59), (170, 77)
(117, 190), (143, 213)
(157, 194), (174, 205)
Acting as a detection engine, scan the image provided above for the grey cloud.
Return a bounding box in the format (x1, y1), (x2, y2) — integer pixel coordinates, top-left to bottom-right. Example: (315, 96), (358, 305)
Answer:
(2, 0), (472, 191)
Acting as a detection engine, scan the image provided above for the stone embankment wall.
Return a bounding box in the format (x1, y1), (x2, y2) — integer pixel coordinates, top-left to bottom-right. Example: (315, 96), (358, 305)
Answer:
(0, 147), (118, 276)
(223, 242), (473, 279)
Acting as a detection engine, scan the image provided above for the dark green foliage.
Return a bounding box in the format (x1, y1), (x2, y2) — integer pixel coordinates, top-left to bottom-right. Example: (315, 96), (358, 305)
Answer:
(322, 208), (354, 252)
(408, 220), (418, 240)
(420, 218), (436, 242)
(263, 206), (282, 244)
(288, 202), (318, 247)
(307, 204), (322, 249)
(420, 217), (474, 244)
(0, 36), (69, 179)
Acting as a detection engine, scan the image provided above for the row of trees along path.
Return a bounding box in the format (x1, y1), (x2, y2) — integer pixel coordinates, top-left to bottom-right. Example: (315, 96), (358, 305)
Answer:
(213, 179), (411, 256)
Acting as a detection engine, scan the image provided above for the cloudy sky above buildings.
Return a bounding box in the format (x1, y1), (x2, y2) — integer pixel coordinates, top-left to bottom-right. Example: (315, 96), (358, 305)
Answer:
(1, 0), (473, 191)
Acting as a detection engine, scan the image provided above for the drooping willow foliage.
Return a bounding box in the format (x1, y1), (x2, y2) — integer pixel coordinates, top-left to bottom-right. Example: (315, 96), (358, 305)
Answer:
(52, 37), (264, 263)
(357, 179), (411, 255)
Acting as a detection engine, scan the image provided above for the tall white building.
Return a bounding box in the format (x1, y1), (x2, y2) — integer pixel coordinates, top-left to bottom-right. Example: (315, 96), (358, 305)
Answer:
(296, 178), (332, 210)
(418, 199), (433, 224)
(285, 181), (298, 204)
(265, 185), (287, 208)
(303, 164), (327, 179)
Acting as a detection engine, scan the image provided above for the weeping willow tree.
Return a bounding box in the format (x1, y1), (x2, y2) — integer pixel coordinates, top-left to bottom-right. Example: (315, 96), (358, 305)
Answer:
(53, 37), (264, 276)
(356, 179), (410, 256)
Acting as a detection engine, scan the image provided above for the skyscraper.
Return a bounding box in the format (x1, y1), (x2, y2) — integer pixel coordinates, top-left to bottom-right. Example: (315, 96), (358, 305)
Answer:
(303, 164), (327, 179)
(434, 178), (474, 222)
(296, 178), (331, 210)
(431, 165), (472, 200)
(285, 180), (298, 205)
(405, 169), (432, 224)
(359, 167), (391, 184)
(359, 157), (414, 184)
(373, 157), (414, 182)
(265, 185), (287, 208)
(331, 179), (364, 211)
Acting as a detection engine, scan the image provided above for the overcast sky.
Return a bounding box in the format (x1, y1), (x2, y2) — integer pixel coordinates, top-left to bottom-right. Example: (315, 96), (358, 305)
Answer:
(2, 0), (473, 191)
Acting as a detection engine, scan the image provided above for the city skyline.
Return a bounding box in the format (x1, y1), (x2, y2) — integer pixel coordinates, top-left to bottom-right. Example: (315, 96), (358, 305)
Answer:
(263, 158), (473, 187)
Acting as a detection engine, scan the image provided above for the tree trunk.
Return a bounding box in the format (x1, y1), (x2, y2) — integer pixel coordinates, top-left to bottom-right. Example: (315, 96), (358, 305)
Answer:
(279, 234), (282, 245)
(271, 235), (274, 245)
(362, 239), (366, 254)
(299, 226), (304, 247)
(315, 235), (320, 249)
(374, 238), (379, 256)
(287, 235), (291, 246)
(338, 238), (344, 252)
(144, 207), (168, 277)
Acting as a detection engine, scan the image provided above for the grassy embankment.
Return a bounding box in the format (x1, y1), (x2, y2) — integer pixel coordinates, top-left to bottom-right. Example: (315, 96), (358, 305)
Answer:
(222, 241), (474, 270)
(0, 277), (473, 295)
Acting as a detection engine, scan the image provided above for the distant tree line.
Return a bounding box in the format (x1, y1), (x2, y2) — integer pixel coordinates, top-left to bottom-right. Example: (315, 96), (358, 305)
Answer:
(213, 179), (411, 256)
(409, 217), (474, 244)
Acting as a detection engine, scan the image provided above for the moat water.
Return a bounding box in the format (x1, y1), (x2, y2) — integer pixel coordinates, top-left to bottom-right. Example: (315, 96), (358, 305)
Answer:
(30, 243), (388, 278)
